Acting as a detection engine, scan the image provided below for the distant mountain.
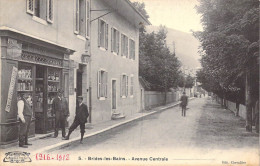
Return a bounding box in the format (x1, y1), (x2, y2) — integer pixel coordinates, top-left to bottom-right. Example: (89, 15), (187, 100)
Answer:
(146, 26), (201, 70)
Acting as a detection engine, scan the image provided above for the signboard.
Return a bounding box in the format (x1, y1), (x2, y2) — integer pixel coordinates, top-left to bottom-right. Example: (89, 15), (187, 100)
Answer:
(5, 66), (18, 112)
(7, 38), (22, 59)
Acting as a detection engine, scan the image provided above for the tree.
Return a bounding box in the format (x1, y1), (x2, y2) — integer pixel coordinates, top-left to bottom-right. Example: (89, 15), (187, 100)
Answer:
(194, 0), (259, 131)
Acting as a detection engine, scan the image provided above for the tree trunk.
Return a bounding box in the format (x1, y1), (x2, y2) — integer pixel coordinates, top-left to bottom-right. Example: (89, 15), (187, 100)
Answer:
(245, 71), (252, 132)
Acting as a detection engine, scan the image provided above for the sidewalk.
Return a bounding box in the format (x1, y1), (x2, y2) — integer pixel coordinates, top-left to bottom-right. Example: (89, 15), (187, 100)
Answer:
(3, 98), (194, 153)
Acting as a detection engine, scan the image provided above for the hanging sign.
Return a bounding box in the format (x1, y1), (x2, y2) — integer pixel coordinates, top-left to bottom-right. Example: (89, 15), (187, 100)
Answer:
(5, 66), (18, 112)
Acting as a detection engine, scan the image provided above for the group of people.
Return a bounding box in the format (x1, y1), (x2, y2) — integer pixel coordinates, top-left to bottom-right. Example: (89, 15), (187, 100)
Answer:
(17, 89), (89, 148)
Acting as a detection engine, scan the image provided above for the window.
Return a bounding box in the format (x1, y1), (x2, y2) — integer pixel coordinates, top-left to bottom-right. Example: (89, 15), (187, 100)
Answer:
(98, 19), (108, 49)
(129, 39), (135, 60)
(120, 74), (128, 98)
(97, 70), (108, 99)
(121, 34), (128, 57)
(26, 0), (53, 23)
(111, 28), (120, 54)
(75, 0), (90, 37)
(130, 76), (134, 96)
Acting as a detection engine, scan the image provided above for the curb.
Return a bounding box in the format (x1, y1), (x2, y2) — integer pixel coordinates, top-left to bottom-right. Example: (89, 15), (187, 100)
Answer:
(36, 98), (195, 153)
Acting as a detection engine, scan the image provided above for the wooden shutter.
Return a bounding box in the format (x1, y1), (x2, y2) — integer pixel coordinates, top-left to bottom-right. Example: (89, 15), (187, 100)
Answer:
(121, 34), (124, 56)
(126, 37), (129, 58)
(47, 0), (54, 23)
(111, 28), (114, 52)
(105, 23), (108, 50)
(105, 71), (108, 98)
(98, 19), (101, 47)
(126, 76), (128, 97)
(120, 75), (122, 97)
(86, 0), (90, 38)
(75, 0), (79, 33)
(97, 71), (101, 98)
(116, 31), (120, 54)
(27, 0), (34, 14)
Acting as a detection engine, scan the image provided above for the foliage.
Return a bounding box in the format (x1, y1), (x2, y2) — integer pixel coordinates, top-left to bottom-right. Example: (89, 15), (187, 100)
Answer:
(178, 74), (195, 89)
(194, 0), (259, 102)
(139, 26), (181, 91)
(132, 2), (150, 19)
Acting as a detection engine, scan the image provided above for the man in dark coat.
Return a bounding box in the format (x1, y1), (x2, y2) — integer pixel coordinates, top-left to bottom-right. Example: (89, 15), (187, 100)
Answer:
(52, 89), (69, 138)
(180, 92), (188, 117)
(17, 93), (33, 148)
(64, 96), (89, 143)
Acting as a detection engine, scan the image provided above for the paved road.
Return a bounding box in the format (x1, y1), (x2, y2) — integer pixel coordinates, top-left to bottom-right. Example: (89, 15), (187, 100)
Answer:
(55, 98), (259, 165)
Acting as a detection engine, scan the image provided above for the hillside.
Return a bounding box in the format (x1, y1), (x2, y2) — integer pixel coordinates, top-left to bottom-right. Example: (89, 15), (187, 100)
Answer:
(146, 26), (201, 70)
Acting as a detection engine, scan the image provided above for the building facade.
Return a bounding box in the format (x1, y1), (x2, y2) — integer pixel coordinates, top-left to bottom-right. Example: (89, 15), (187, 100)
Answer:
(0, 0), (150, 146)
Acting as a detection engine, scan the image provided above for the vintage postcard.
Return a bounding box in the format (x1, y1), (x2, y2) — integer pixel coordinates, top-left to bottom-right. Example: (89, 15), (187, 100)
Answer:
(0, 0), (259, 165)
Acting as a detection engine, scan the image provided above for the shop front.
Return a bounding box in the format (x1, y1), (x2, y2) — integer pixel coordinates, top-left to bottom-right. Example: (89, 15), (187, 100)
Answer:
(0, 30), (74, 146)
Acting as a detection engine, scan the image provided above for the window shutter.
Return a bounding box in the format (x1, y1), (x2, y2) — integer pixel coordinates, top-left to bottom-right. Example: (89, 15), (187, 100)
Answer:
(111, 28), (113, 52)
(126, 76), (128, 97)
(120, 75), (122, 97)
(105, 71), (108, 97)
(75, 0), (79, 34)
(116, 31), (120, 54)
(47, 0), (54, 23)
(26, 0), (34, 14)
(121, 34), (124, 56)
(133, 41), (135, 60)
(105, 23), (108, 50)
(86, 0), (90, 38)
(98, 19), (101, 47)
(97, 71), (101, 98)
(126, 37), (129, 58)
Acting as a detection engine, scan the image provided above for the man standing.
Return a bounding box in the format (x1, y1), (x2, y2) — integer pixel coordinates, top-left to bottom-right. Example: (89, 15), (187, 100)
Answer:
(180, 92), (188, 117)
(64, 96), (89, 143)
(52, 89), (69, 138)
(17, 93), (33, 148)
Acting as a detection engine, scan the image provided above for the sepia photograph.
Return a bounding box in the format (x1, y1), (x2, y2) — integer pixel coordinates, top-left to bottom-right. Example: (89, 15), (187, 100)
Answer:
(0, 0), (259, 165)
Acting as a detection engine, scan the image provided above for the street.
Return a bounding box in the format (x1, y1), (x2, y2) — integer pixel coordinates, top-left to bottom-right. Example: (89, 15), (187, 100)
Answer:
(55, 98), (259, 164)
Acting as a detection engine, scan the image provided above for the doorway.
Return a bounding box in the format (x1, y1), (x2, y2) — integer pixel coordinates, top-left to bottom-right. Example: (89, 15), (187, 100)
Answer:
(76, 65), (83, 97)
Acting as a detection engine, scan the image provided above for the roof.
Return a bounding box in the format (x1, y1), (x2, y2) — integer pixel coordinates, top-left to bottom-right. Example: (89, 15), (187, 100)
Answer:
(103, 0), (151, 27)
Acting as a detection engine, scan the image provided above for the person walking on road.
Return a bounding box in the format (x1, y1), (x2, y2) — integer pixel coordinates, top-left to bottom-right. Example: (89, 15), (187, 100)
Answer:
(180, 92), (188, 117)
(17, 93), (33, 148)
(52, 89), (69, 138)
(64, 96), (89, 143)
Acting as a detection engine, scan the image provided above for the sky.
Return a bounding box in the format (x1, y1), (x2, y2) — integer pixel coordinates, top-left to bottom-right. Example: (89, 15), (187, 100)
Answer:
(133, 0), (203, 33)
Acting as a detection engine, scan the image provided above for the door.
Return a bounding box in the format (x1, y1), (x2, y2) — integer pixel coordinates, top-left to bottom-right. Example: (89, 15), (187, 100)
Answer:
(112, 80), (116, 110)
(76, 69), (83, 97)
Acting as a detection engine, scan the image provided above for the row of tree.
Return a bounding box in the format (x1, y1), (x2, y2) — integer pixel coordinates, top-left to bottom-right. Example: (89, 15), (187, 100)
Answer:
(133, 2), (194, 92)
(194, 0), (259, 131)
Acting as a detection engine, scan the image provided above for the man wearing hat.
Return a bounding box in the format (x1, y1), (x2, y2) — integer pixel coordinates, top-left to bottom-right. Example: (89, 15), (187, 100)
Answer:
(17, 93), (33, 148)
(180, 91), (188, 117)
(52, 89), (69, 138)
(64, 96), (89, 143)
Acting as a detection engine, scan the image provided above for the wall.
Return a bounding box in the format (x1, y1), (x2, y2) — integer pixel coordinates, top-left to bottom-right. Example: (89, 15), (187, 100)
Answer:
(90, 0), (140, 123)
(144, 91), (180, 110)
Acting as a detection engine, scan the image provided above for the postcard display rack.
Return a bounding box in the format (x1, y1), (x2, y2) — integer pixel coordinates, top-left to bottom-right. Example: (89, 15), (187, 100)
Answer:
(17, 63), (61, 134)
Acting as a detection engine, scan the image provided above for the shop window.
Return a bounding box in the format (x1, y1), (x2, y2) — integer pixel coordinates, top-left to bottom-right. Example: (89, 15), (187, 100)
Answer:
(111, 27), (120, 54)
(98, 19), (108, 49)
(129, 39), (135, 60)
(121, 34), (128, 57)
(120, 74), (128, 98)
(97, 70), (108, 99)
(75, 0), (89, 38)
(26, 0), (53, 23)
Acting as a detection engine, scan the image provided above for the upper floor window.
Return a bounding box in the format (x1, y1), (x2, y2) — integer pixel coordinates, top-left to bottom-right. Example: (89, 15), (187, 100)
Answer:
(111, 28), (120, 55)
(129, 39), (135, 60)
(98, 19), (108, 49)
(27, 0), (53, 23)
(97, 70), (108, 99)
(75, 0), (90, 38)
(121, 34), (128, 57)
(120, 74), (128, 98)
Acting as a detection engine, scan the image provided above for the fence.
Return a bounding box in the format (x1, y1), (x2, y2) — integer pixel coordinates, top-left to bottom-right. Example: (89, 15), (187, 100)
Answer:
(144, 91), (180, 110)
